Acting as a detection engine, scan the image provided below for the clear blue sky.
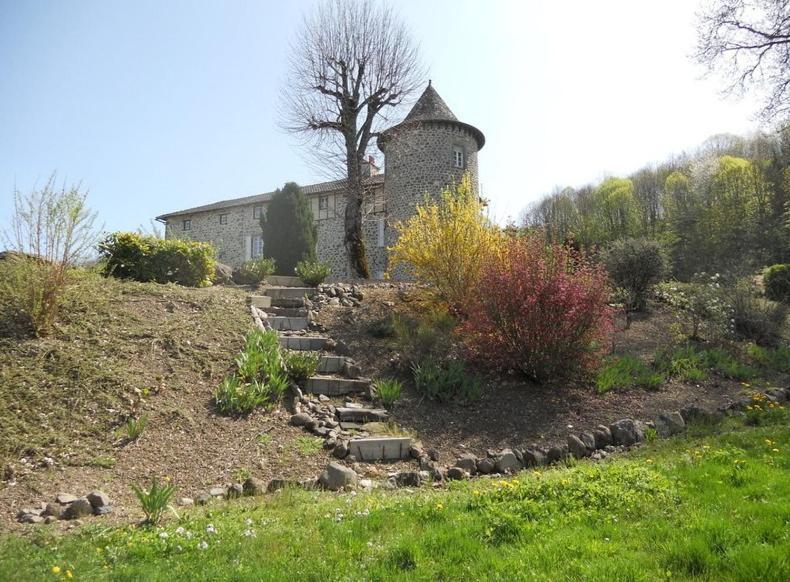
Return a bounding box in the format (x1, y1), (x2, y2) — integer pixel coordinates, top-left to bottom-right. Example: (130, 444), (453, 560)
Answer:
(0, 0), (760, 234)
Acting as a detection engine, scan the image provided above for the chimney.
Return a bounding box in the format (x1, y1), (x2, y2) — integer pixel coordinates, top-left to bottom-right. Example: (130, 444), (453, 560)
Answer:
(360, 155), (380, 177)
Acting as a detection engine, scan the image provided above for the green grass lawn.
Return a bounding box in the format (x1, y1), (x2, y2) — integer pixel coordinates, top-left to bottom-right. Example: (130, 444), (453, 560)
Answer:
(2, 413), (788, 581)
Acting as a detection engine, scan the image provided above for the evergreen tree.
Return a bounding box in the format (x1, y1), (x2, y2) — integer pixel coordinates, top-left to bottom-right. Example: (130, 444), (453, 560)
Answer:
(260, 182), (316, 274)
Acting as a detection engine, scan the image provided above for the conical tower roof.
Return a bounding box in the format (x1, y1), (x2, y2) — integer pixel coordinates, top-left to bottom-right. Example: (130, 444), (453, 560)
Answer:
(378, 81), (485, 151)
(403, 81), (458, 123)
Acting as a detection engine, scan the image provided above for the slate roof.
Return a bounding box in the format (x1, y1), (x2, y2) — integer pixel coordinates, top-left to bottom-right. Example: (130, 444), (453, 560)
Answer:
(156, 174), (384, 220)
(378, 82), (485, 150)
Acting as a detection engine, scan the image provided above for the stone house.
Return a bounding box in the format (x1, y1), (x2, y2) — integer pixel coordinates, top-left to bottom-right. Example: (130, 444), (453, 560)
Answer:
(156, 83), (485, 279)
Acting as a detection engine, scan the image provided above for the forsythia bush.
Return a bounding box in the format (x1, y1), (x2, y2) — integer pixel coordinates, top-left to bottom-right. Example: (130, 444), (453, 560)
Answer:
(388, 173), (501, 310)
(98, 232), (216, 287)
(460, 235), (613, 383)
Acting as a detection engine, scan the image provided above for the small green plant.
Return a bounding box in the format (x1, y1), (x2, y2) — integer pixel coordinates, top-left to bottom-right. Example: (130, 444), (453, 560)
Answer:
(654, 346), (708, 382)
(367, 315), (397, 338)
(704, 348), (758, 380)
(87, 455), (117, 469)
(373, 378), (403, 407)
(131, 478), (177, 526)
(746, 344), (790, 373)
(411, 357), (483, 402)
(234, 257), (276, 285)
(293, 436), (323, 456)
(256, 433), (272, 446)
(232, 467), (252, 482)
(644, 427), (658, 443)
(124, 414), (148, 441)
(595, 356), (664, 394)
(283, 350), (319, 383)
(296, 259), (331, 286)
(763, 263), (790, 303)
(744, 392), (788, 426)
(216, 329), (290, 415)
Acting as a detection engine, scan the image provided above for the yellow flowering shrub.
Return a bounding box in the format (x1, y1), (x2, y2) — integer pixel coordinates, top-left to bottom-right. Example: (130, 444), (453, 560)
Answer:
(388, 173), (501, 309)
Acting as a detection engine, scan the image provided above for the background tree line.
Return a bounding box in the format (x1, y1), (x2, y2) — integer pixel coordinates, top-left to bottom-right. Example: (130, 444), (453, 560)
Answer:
(523, 130), (790, 280)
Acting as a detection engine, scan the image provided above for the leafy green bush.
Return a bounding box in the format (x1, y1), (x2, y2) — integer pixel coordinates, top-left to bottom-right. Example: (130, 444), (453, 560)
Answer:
(98, 232), (216, 287)
(602, 238), (666, 311)
(373, 378), (403, 407)
(296, 259), (330, 286)
(131, 478), (176, 525)
(726, 281), (787, 347)
(595, 356), (663, 393)
(411, 357), (482, 402)
(282, 350), (319, 383)
(654, 275), (730, 339)
(745, 344), (790, 373)
(234, 257), (276, 285)
(393, 307), (456, 367)
(215, 329), (290, 415)
(763, 264), (790, 302)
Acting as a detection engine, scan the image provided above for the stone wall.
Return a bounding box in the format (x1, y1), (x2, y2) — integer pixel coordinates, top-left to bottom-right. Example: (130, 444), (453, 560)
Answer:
(165, 187), (388, 278)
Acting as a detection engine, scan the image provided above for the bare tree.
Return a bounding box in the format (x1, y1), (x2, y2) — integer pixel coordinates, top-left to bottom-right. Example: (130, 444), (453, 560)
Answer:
(281, 0), (424, 278)
(695, 0), (790, 127)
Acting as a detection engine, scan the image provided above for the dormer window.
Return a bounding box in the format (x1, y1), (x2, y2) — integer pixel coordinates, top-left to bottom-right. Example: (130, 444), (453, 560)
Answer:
(453, 147), (465, 168)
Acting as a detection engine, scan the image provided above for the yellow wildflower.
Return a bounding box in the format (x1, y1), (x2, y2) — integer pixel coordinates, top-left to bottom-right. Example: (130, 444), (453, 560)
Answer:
(52, 566), (61, 574)
(772, 448), (779, 453)
(436, 503), (443, 510)
(66, 571), (73, 579)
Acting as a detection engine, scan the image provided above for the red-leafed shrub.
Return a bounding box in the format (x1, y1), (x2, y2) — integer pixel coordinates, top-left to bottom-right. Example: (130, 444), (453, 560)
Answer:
(460, 235), (613, 383)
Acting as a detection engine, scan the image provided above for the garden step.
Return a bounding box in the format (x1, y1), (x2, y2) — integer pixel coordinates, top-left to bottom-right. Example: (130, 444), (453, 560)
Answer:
(262, 306), (309, 318)
(263, 286), (314, 300)
(335, 407), (388, 423)
(248, 295), (272, 309)
(278, 336), (328, 351)
(304, 375), (370, 396)
(267, 316), (309, 331)
(349, 437), (412, 461)
(317, 355), (347, 374)
(265, 275), (307, 287)
(271, 298), (306, 308)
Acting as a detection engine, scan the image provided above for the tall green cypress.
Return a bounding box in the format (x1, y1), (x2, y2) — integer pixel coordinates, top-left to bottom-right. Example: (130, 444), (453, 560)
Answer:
(260, 182), (316, 274)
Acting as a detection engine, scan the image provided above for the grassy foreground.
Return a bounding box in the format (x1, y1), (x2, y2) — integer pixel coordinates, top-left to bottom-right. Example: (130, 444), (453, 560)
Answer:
(1, 414), (788, 581)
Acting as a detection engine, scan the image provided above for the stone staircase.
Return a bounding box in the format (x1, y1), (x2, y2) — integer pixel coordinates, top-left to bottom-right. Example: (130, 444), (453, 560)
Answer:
(247, 276), (412, 461)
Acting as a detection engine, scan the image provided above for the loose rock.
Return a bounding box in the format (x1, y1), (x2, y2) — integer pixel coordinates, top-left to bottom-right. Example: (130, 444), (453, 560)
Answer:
(609, 418), (644, 446)
(319, 462), (358, 491)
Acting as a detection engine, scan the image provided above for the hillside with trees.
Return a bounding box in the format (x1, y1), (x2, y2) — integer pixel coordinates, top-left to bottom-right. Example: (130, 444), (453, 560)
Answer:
(524, 131), (790, 279)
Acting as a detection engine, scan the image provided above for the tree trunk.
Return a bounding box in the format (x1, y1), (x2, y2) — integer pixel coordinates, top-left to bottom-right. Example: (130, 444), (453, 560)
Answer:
(344, 148), (370, 279)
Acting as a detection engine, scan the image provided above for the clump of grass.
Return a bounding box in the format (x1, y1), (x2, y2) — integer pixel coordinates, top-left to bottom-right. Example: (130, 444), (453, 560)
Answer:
(704, 348), (758, 380)
(131, 478), (177, 526)
(87, 455), (117, 469)
(412, 357), (483, 402)
(367, 315), (396, 338)
(293, 436), (323, 456)
(215, 329), (290, 415)
(124, 414), (148, 441)
(296, 260), (331, 286)
(595, 356), (664, 394)
(654, 346), (708, 382)
(746, 343), (790, 373)
(373, 378), (403, 407)
(283, 350), (319, 383)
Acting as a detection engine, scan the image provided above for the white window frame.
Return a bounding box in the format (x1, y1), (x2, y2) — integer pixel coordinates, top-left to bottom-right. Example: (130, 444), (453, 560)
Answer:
(377, 219), (385, 248)
(318, 195), (329, 211)
(453, 147), (464, 169)
(253, 205), (264, 220)
(183, 219), (191, 231)
(251, 235), (264, 259)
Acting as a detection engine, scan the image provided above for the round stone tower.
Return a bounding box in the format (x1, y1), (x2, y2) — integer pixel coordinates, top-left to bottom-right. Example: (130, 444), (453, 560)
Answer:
(377, 82), (485, 268)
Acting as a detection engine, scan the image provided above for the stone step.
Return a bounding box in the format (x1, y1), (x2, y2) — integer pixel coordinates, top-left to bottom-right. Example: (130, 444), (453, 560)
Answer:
(248, 295), (272, 309)
(271, 297), (306, 308)
(262, 306), (309, 318)
(349, 437), (412, 461)
(336, 407), (388, 423)
(304, 375), (369, 396)
(317, 355), (347, 374)
(279, 336), (328, 351)
(263, 286), (314, 300)
(267, 316), (309, 331)
(265, 275), (307, 287)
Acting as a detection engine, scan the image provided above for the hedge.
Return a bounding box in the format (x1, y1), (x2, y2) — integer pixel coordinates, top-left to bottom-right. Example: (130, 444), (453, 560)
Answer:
(98, 232), (216, 287)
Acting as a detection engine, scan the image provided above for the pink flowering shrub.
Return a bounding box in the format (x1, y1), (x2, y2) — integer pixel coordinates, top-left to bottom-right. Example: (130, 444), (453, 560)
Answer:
(460, 235), (613, 383)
